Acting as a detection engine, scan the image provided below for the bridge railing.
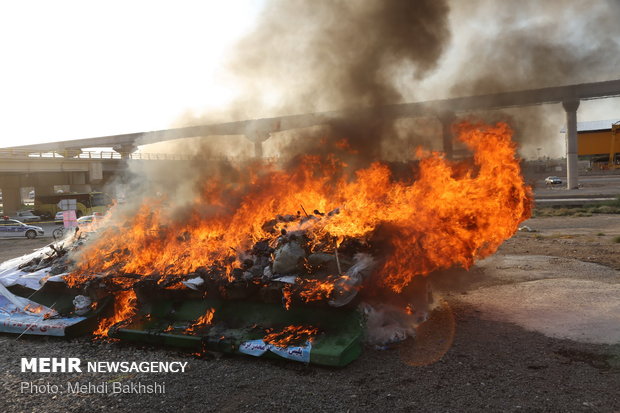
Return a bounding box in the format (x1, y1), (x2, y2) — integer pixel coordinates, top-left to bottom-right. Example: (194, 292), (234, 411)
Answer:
(0, 149), (280, 163)
(0, 149), (199, 160)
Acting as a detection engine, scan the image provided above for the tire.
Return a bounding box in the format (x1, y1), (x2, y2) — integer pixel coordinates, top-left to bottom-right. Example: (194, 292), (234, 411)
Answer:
(52, 228), (64, 240)
(76, 211), (83, 218)
(26, 230), (37, 239)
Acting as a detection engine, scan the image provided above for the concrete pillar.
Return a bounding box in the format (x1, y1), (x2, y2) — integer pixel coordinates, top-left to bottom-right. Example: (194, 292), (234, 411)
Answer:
(64, 149), (82, 158)
(1, 187), (21, 216)
(249, 132), (271, 159)
(254, 140), (264, 158)
(437, 112), (456, 159)
(69, 172), (87, 185)
(113, 144), (137, 160)
(69, 172), (91, 193)
(88, 162), (103, 183)
(562, 99), (580, 189)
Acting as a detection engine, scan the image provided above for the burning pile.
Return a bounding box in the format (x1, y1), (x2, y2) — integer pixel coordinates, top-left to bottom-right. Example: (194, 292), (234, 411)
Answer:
(61, 121), (530, 340)
(2, 121), (530, 357)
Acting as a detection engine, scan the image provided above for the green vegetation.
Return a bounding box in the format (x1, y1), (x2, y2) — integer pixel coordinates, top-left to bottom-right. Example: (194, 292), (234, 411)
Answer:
(613, 236), (620, 244)
(533, 196), (620, 217)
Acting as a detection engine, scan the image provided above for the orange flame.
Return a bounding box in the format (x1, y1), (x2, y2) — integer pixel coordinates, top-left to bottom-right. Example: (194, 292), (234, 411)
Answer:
(263, 325), (319, 347)
(23, 304), (45, 314)
(281, 278), (336, 309)
(93, 289), (137, 337)
(68, 121), (530, 331)
(186, 308), (215, 334)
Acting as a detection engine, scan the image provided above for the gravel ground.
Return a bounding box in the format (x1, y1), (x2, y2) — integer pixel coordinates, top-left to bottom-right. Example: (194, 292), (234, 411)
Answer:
(0, 216), (619, 412)
(501, 214), (620, 270)
(0, 238), (51, 262)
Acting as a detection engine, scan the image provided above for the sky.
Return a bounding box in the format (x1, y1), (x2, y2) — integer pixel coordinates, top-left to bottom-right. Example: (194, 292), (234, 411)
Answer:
(0, 1), (263, 147)
(0, 0), (617, 157)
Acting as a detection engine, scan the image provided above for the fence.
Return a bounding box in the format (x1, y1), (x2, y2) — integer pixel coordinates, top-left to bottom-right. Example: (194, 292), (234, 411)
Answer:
(0, 149), (280, 163)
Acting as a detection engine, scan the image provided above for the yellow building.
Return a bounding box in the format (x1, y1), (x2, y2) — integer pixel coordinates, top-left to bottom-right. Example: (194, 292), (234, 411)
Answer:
(564, 119), (620, 166)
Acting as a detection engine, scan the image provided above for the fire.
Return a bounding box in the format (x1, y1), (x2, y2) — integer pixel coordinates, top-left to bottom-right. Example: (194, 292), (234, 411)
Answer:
(23, 304), (45, 314)
(93, 289), (136, 337)
(67, 121), (531, 334)
(299, 278), (336, 301)
(263, 325), (319, 347)
(282, 278), (336, 309)
(282, 287), (292, 310)
(186, 308), (215, 334)
(22, 303), (57, 319)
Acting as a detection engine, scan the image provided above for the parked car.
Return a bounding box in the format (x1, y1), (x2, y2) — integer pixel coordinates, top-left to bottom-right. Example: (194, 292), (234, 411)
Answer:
(77, 215), (96, 226)
(77, 214), (103, 231)
(0, 218), (44, 239)
(544, 176), (562, 185)
(14, 210), (41, 222)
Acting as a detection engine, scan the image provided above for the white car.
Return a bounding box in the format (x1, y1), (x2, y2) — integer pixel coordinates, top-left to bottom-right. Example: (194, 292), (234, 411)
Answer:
(77, 214), (103, 231)
(77, 215), (95, 226)
(544, 176), (562, 185)
(0, 218), (44, 239)
(54, 211), (64, 224)
(14, 210), (41, 222)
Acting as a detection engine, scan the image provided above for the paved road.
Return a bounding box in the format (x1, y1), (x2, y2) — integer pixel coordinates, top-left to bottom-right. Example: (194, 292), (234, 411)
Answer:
(535, 174), (620, 198)
(579, 175), (620, 184)
(538, 175), (620, 184)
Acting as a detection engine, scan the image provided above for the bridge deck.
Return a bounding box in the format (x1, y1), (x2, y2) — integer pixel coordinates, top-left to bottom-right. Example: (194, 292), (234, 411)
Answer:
(4, 79), (619, 153)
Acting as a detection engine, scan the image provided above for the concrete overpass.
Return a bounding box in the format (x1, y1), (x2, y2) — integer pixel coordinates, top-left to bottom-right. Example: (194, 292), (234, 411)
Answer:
(2, 79), (619, 215)
(0, 150), (209, 215)
(7, 79), (620, 164)
(0, 151), (121, 216)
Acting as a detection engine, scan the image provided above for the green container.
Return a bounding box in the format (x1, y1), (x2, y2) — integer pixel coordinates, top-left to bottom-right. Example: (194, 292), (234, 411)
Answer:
(110, 298), (363, 367)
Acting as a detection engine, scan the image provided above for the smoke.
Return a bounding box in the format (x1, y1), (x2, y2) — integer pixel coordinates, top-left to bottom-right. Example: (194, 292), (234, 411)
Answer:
(231, 0), (451, 163)
(439, 0), (620, 157)
(231, 0), (450, 114)
(171, 0), (618, 163)
(447, 0), (620, 96)
(151, 0), (452, 167)
(130, 0), (453, 206)
(125, 0), (620, 210)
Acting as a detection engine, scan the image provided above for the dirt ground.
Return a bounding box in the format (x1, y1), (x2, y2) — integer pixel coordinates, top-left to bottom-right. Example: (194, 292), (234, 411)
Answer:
(0, 238), (51, 263)
(501, 214), (620, 270)
(0, 215), (619, 412)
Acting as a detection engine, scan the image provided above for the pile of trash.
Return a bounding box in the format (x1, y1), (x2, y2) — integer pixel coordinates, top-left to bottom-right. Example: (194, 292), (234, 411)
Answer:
(175, 209), (378, 309)
(0, 233), (108, 337)
(0, 236), (79, 291)
(0, 211), (430, 365)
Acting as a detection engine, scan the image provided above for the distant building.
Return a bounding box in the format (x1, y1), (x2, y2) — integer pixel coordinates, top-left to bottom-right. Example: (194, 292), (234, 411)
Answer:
(562, 119), (620, 168)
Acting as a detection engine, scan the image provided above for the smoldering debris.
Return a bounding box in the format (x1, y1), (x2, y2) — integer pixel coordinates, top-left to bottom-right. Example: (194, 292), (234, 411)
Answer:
(0, 209), (424, 366)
